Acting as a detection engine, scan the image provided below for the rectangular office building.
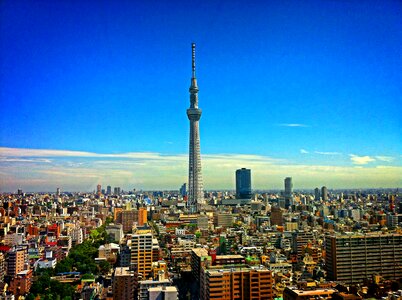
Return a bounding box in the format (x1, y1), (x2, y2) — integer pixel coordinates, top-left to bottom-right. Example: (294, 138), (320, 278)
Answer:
(325, 233), (402, 283)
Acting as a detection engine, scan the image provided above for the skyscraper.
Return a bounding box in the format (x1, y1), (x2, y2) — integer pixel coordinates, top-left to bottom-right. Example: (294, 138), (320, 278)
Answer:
(284, 177), (293, 197)
(236, 168), (252, 199)
(314, 187), (320, 201)
(284, 177), (293, 209)
(321, 186), (328, 201)
(187, 43), (204, 210)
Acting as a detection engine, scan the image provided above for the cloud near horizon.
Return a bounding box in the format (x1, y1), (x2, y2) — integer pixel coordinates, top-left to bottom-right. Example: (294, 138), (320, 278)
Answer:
(349, 154), (396, 165)
(0, 147), (401, 192)
(277, 123), (309, 127)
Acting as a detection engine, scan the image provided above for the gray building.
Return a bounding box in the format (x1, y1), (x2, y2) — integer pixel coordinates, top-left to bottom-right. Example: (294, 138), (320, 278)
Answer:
(284, 177), (293, 197)
(314, 187), (320, 201)
(321, 186), (328, 201)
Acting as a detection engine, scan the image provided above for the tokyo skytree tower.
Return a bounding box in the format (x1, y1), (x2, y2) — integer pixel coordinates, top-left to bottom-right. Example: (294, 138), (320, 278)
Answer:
(186, 43), (204, 210)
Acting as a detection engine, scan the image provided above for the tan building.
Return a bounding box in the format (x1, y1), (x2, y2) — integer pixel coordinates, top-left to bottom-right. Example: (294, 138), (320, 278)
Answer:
(191, 248), (211, 283)
(117, 210), (138, 233)
(271, 207), (283, 226)
(131, 230), (160, 280)
(138, 207), (148, 226)
(215, 213), (234, 228)
(112, 267), (135, 300)
(8, 269), (33, 298)
(200, 266), (274, 300)
(283, 286), (337, 300)
(7, 247), (27, 276)
(0, 253), (5, 282)
(326, 233), (402, 283)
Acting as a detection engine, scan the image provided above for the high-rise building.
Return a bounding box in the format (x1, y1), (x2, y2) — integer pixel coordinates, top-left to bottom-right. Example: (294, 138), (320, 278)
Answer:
(7, 247), (27, 276)
(96, 184), (102, 195)
(284, 177), (293, 208)
(0, 253), (5, 282)
(179, 183), (187, 197)
(116, 210), (137, 233)
(56, 187), (61, 196)
(138, 207), (147, 226)
(236, 168), (252, 199)
(271, 206), (283, 226)
(284, 177), (293, 197)
(325, 233), (402, 283)
(113, 267), (136, 300)
(292, 231), (314, 261)
(200, 266), (274, 300)
(314, 187), (320, 201)
(106, 185), (112, 195)
(321, 186), (328, 201)
(131, 230), (159, 280)
(187, 43), (204, 211)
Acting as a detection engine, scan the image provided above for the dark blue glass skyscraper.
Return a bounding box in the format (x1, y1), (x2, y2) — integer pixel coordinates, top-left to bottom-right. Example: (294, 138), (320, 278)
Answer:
(236, 168), (252, 199)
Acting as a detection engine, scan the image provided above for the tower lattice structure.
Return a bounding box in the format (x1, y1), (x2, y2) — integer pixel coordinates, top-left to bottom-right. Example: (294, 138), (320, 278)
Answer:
(187, 43), (204, 210)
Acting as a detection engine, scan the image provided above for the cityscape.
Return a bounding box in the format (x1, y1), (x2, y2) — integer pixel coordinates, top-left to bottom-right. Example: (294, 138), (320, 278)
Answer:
(0, 1), (401, 300)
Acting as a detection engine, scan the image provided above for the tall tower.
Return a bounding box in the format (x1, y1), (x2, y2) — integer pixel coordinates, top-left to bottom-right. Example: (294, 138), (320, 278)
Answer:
(187, 43), (204, 210)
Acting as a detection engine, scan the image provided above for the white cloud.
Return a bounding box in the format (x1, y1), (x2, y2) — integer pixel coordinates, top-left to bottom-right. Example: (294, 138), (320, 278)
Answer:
(277, 123), (309, 127)
(349, 154), (375, 165)
(0, 157), (52, 163)
(314, 151), (342, 155)
(0, 147), (401, 192)
(375, 156), (394, 162)
(300, 149), (309, 154)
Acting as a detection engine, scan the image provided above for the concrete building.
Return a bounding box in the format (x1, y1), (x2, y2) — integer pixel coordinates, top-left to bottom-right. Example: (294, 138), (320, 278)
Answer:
(236, 168), (252, 199)
(191, 248), (210, 284)
(292, 231), (314, 261)
(200, 266), (273, 300)
(138, 207), (148, 226)
(326, 233), (402, 283)
(106, 185), (112, 195)
(283, 286), (337, 300)
(8, 269), (33, 298)
(138, 276), (172, 300)
(215, 213), (234, 228)
(321, 186), (328, 201)
(271, 206), (283, 226)
(131, 230), (160, 280)
(197, 215), (209, 230)
(112, 267), (136, 300)
(7, 247), (27, 276)
(148, 286), (178, 300)
(0, 253), (5, 282)
(314, 187), (320, 201)
(106, 223), (124, 243)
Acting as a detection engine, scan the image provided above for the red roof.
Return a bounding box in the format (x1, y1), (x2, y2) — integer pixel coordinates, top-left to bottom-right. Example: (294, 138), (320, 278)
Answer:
(0, 245), (11, 252)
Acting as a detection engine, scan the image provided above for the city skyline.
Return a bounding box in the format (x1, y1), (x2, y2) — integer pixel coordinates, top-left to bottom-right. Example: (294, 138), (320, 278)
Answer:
(0, 1), (401, 192)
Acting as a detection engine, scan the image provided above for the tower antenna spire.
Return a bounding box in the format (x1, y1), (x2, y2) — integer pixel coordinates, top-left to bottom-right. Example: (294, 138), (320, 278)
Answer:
(192, 43), (196, 78)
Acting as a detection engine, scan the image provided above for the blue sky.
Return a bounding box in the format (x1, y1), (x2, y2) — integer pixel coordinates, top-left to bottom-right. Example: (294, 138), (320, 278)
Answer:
(0, 0), (401, 192)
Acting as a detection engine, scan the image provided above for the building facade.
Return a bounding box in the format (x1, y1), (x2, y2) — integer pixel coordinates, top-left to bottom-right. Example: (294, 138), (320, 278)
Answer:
(113, 267), (136, 300)
(325, 233), (402, 283)
(200, 267), (274, 300)
(131, 230), (159, 280)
